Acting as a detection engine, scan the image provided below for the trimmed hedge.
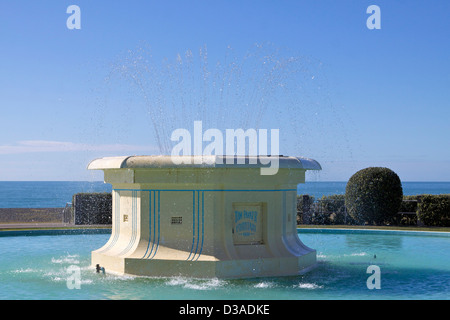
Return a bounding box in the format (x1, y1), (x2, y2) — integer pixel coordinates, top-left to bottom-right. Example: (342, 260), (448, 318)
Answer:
(298, 193), (450, 227)
(345, 167), (403, 225)
(317, 194), (354, 225)
(397, 194), (450, 227)
(297, 195), (315, 224)
(417, 194), (450, 227)
(72, 192), (112, 225)
(297, 194), (356, 225)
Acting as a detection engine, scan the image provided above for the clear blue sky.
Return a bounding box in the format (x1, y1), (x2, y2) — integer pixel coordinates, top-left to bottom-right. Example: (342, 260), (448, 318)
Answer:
(0, 0), (449, 181)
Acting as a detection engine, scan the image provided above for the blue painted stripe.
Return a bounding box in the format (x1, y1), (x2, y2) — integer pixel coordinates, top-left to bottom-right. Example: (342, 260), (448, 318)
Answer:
(149, 190), (161, 259)
(189, 191), (205, 261)
(150, 191), (156, 257)
(141, 190), (161, 260)
(194, 191), (205, 261)
(187, 191), (196, 261)
(148, 191), (156, 257)
(147, 191), (157, 259)
(192, 191), (200, 260)
(141, 191), (152, 259)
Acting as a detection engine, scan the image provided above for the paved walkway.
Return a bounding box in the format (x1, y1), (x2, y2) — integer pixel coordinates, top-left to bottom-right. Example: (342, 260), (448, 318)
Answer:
(0, 223), (111, 230)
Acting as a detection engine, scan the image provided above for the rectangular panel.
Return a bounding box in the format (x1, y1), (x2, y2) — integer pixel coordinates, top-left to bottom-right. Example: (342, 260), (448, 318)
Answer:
(232, 203), (263, 245)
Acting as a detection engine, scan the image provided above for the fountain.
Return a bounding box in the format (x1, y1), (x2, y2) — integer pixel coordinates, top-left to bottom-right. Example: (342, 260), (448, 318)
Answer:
(88, 155), (321, 278)
(86, 45), (330, 278)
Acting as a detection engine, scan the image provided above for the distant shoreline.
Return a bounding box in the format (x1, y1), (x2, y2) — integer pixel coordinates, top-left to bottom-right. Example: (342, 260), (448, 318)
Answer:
(0, 207), (112, 231)
(0, 208), (64, 224)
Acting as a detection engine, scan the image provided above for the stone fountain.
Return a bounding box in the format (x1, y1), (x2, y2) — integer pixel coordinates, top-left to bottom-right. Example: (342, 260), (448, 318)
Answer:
(88, 155), (321, 278)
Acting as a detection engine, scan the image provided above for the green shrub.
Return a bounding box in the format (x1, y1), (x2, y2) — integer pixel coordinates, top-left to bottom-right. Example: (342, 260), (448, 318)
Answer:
(318, 194), (354, 225)
(417, 194), (450, 227)
(345, 167), (403, 225)
(297, 194), (356, 225)
(297, 195), (314, 214)
(310, 200), (332, 225)
(297, 195), (315, 224)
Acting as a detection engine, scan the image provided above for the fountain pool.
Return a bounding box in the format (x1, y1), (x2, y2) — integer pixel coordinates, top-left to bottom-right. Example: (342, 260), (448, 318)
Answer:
(1, 228), (448, 300)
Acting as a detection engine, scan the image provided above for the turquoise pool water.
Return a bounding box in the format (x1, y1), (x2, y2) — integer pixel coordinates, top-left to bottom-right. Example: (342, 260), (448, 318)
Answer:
(0, 229), (448, 300)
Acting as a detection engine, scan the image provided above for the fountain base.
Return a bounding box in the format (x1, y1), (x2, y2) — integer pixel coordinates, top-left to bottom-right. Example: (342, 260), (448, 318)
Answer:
(92, 251), (317, 278)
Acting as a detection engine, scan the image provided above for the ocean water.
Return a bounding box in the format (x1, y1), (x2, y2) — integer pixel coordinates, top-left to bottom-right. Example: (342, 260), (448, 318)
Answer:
(0, 181), (112, 208)
(0, 181), (449, 208)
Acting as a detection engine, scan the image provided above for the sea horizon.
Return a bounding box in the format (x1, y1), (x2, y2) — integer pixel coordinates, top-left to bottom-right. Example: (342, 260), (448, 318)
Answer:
(0, 181), (449, 209)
